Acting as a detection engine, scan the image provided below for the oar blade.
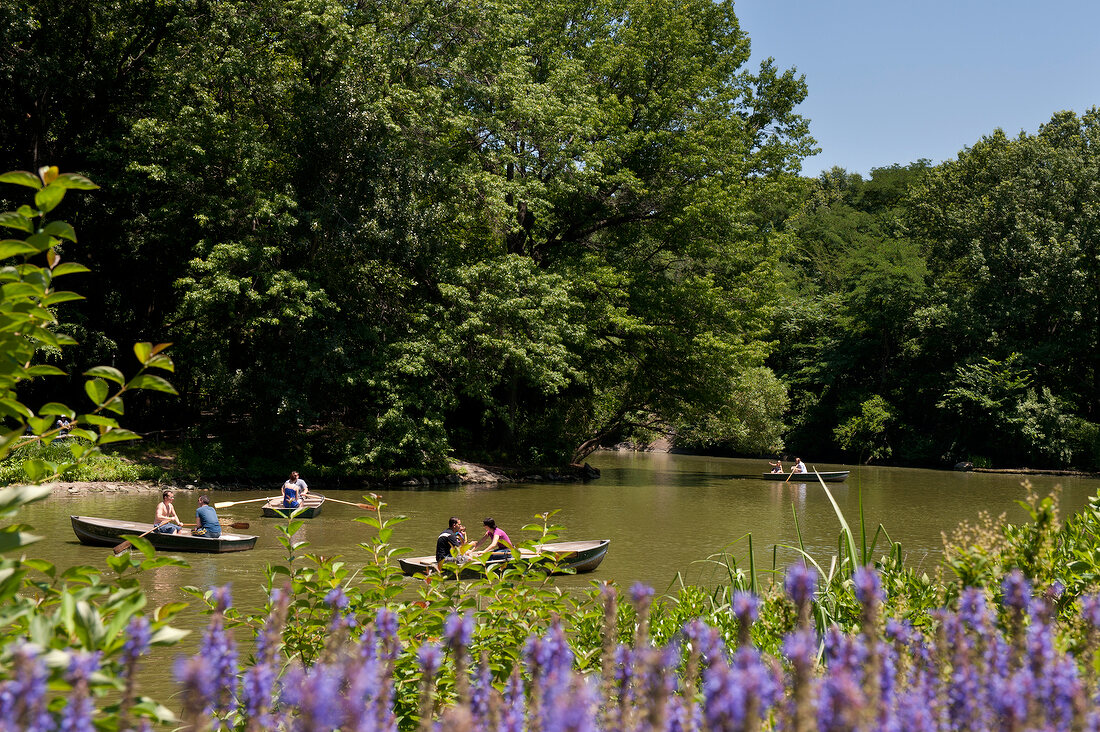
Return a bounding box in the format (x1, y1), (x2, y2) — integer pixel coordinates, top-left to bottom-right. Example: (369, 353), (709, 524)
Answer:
(112, 540), (133, 555)
(213, 501), (235, 509)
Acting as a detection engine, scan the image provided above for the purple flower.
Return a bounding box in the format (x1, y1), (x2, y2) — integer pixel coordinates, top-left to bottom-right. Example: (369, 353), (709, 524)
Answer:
(1083, 593), (1100, 628)
(500, 669), (526, 732)
(852, 565), (884, 605)
(324, 586), (349, 610)
(122, 615), (152, 667)
(1002, 569), (1032, 612)
(629, 582), (655, 608)
(418, 643), (443, 676)
(60, 651), (100, 732)
(0, 642), (51, 732)
(732, 591), (759, 625)
(293, 663), (345, 731)
(444, 610), (475, 649)
(784, 563), (818, 606)
(375, 607), (400, 660)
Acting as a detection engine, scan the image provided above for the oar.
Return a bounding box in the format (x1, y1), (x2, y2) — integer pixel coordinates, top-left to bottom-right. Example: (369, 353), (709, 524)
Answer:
(183, 521), (251, 530)
(213, 497), (275, 509)
(317, 495), (376, 510)
(113, 523), (169, 555)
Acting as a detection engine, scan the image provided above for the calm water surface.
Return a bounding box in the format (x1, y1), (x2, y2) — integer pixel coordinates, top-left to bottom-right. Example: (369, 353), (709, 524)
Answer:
(23, 453), (1100, 607)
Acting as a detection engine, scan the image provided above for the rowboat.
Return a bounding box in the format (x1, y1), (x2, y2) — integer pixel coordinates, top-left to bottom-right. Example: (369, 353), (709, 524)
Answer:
(761, 470), (850, 482)
(70, 515), (258, 553)
(399, 539), (611, 579)
(261, 493), (325, 518)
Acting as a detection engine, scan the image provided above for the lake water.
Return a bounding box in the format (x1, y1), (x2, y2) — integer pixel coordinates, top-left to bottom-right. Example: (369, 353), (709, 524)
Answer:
(15, 451), (1099, 700)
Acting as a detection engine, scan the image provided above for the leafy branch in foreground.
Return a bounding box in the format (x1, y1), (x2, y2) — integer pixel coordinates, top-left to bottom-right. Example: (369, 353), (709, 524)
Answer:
(0, 166), (177, 483)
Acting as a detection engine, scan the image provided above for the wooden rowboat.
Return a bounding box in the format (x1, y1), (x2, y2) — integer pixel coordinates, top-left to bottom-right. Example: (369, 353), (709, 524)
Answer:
(761, 470), (850, 482)
(261, 493), (325, 518)
(70, 515), (258, 553)
(399, 539), (611, 579)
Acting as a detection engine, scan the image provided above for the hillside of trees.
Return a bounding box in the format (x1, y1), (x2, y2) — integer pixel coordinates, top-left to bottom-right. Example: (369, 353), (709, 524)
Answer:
(2, 0), (1097, 474)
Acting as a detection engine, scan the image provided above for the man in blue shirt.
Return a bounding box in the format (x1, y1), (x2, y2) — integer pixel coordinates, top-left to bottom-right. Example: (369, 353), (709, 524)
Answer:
(193, 496), (222, 538)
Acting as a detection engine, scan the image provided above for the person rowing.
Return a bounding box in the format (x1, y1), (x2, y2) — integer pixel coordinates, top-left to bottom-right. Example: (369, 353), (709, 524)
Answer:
(192, 495), (222, 538)
(792, 458), (807, 474)
(281, 470), (309, 508)
(153, 490), (183, 534)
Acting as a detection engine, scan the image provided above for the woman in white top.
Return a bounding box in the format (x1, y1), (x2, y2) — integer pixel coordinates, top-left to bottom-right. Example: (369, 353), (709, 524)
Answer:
(154, 490), (183, 534)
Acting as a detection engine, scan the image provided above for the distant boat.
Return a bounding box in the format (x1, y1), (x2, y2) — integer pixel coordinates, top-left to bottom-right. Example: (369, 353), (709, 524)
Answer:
(761, 470), (850, 483)
(70, 515), (258, 553)
(399, 539), (611, 579)
(261, 493), (325, 518)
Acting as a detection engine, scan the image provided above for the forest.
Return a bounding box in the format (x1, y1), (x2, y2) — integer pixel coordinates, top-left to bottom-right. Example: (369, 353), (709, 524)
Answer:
(2, 0), (1098, 476)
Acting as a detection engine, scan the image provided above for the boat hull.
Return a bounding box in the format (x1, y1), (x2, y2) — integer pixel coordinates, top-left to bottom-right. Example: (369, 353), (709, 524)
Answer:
(761, 471), (850, 482)
(70, 515), (258, 553)
(261, 494), (325, 518)
(399, 539), (610, 579)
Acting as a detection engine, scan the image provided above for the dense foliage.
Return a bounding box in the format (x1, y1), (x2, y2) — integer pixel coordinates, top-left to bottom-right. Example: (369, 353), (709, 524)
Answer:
(0, 0), (812, 475)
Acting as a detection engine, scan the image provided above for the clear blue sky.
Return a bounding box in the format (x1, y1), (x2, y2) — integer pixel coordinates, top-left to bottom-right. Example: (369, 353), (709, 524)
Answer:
(736, 0), (1100, 177)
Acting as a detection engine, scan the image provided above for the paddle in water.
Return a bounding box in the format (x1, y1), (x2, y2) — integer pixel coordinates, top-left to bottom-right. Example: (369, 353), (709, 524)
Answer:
(317, 495), (376, 510)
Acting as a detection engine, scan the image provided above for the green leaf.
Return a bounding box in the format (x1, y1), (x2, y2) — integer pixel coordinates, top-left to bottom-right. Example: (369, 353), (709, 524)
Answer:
(150, 626), (190, 645)
(0, 398), (33, 420)
(34, 185), (66, 214)
(73, 600), (105, 648)
(38, 402), (75, 417)
(43, 291), (84, 306)
(0, 171), (42, 189)
(146, 353), (175, 372)
(121, 534), (155, 558)
(81, 414), (119, 428)
(0, 239), (38, 258)
(127, 374), (178, 395)
(133, 342), (152, 363)
(84, 378), (109, 405)
(41, 220), (77, 242)
(0, 213), (34, 233)
(84, 366), (125, 385)
(25, 365), (66, 377)
(0, 483), (52, 516)
(0, 528), (43, 552)
(22, 459), (49, 482)
(52, 262), (91, 277)
(52, 173), (98, 190)
(98, 428), (141, 445)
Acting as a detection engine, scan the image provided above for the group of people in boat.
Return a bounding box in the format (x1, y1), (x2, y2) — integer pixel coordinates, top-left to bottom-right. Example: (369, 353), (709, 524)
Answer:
(435, 516), (513, 571)
(768, 457), (807, 474)
(152, 489), (222, 538)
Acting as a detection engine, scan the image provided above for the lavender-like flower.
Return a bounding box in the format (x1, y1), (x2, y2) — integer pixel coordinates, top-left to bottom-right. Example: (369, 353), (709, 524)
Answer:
(0, 642), (51, 732)
(784, 563), (818, 608)
(444, 610), (475, 649)
(732, 591), (759, 648)
(1002, 569), (1032, 612)
(60, 651), (101, 732)
(325, 586), (349, 610)
(852, 565), (884, 606)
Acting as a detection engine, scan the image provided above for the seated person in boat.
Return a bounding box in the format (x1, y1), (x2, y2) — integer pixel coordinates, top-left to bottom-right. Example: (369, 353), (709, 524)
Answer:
(435, 516), (468, 572)
(282, 470), (309, 507)
(193, 495), (222, 538)
(792, 458), (807, 474)
(768, 459), (783, 473)
(480, 517), (513, 561)
(154, 490), (183, 534)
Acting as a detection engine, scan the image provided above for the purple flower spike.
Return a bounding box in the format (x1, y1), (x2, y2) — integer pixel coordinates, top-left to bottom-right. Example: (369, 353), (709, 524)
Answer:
(1082, 594), (1100, 628)
(852, 565), (884, 605)
(784, 563), (818, 606)
(732, 591), (760, 625)
(61, 651), (101, 732)
(211, 584), (233, 614)
(294, 663), (344, 731)
(629, 582), (655, 607)
(418, 643), (443, 675)
(324, 586), (349, 610)
(0, 643), (52, 732)
(122, 615), (152, 667)
(1002, 570), (1032, 611)
(444, 611), (475, 649)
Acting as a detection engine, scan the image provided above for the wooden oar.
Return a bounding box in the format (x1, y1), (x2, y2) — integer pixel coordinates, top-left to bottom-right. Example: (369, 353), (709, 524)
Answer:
(113, 523), (169, 554)
(183, 521), (251, 530)
(213, 497), (275, 509)
(317, 495), (376, 510)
